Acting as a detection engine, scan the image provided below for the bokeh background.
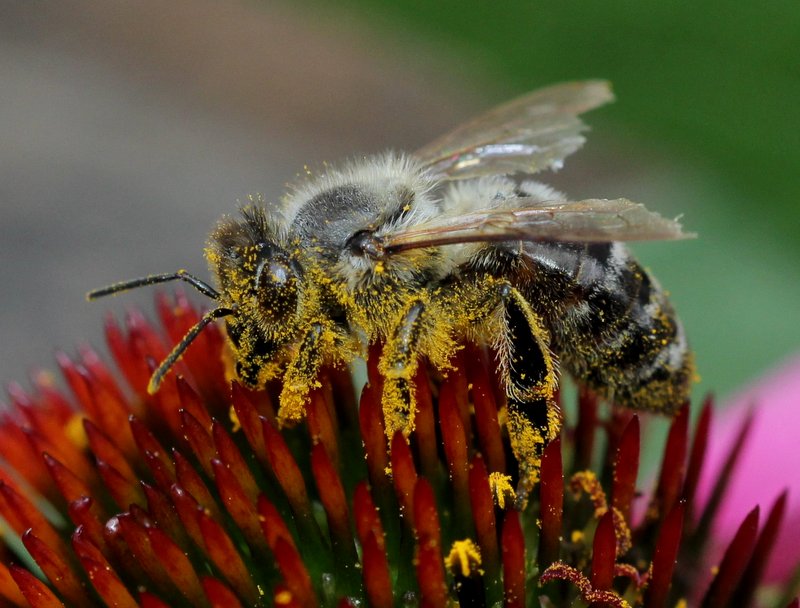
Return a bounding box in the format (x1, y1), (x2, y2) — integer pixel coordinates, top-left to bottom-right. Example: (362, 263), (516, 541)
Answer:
(2, 1), (799, 407)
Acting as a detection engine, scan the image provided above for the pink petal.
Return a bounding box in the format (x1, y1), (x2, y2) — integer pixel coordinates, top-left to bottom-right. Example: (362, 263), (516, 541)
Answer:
(697, 354), (800, 582)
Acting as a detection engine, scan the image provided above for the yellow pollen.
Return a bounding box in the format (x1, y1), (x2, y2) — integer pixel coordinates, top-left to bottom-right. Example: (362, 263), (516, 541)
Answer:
(488, 472), (515, 509)
(65, 413), (88, 449)
(445, 539), (482, 577)
(229, 405), (242, 433)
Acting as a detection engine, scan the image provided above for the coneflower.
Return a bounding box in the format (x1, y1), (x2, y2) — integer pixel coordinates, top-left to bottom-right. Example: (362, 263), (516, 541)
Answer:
(0, 291), (797, 607)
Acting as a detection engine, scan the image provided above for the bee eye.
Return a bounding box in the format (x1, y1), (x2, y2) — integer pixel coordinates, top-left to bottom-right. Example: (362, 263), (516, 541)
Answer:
(346, 230), (384, 258)
(254, 251), (299, 322)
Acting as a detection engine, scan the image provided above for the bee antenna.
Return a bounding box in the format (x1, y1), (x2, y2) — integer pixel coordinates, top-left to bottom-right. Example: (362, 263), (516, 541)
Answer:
(87, 270), (220, 301)
(147, 306), (234, 394)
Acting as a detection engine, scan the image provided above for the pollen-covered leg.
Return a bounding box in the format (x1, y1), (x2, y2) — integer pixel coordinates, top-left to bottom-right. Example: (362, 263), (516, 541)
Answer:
(379, 300), (426, 441)
(277, 323), (325, 427)
(493, 283), (560, 501)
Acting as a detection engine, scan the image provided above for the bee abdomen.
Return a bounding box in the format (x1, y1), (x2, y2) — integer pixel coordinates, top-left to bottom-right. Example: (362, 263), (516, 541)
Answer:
(553, 243), (693, 413)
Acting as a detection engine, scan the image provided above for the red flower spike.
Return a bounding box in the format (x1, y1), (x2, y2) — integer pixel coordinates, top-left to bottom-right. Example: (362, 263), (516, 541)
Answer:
(104, 313), (143, 392)
(164, 290), (228, 401)
(23, 426), (96, 491)
(169, 485), (205, 549)
(0, 413), (51, 493)
(366, 342), (384, 392)
(148, 376), (187, 441)
(55, 351), (92, 409)
(8, 563), (64, 608)
(230, 382), (269, 466)
(645, 500), (685, 608)
(257, 494), (297, 553)
(146, 526), (206, 607)
(466, 345), (506, 475)
(0, 561), (27, 606)
(67, 498), (107, 553)
(391, 431), (417, 528)
(735, 490), (788, 604)
(362, 530), (394, 608)
(172, 451), (220, 521)
(0, 481), (69, 561)
(501, 509), (526, 608)
(353, 481), (385, 550)
(42, 452), (94, 507)
(468, 455), (500, 578)
(180, 410), (217, 477)
(196, 507), (260, 606)
(311, 442), (358, 564)
(96, 459), (146, 509)
(82, 370), (136, 458)
(693, 408), (754, 546)
(787, 600), (799, 608)
(413, 478), (442, 543)
(115, 512), (176, 596)
(72, 529), (139, 608)
(83, 420), (139, 487)
(201, 576), (244, 608)
(438, 376), (470, 517)
(701, 506), (760, 608)
(141, 483), (188, 550)
(307, 388), (339, 469)
(211, 421), (259, 503)
(138, 591), (173, 608)
(358, 383), (389, 491)
(590, 510), (616, 591)
(22, 530), (90, 607)
(410, 365), (438, 481)
(574, 387), (598, 471)
(611, 416), (640, 526)
(538, 436), (564, 569)
(682, 396), (712, 517)
(447, 350), (472, 432)
(12, 384), (75, 450)
(261, 417), (314, 522)
(129, 416), (176, 490)
(78, 344), (130, 410)
(416, 539), (449, 608)
(273, 536), (318, 608)
(325, 364), (358, 428)
(650, 404), (689, 523)
(175, 377), (213, 432)
(124, 310), (170, 394)
(211, 458), (266, 552)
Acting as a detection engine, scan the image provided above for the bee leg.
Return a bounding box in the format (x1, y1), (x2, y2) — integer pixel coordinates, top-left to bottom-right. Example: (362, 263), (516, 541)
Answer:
(379, 299), (426, 441)
(277, 322), (325, 427)
(494, 282), (560, 504)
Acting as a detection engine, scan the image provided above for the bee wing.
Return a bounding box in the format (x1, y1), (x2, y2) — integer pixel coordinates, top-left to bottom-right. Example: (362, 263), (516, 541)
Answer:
(382, 198), (693, 252)
(414, 80), (613, 181)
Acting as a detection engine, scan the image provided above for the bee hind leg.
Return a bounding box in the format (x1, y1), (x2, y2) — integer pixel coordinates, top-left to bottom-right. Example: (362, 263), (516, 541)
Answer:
(492, 282), (561, 505)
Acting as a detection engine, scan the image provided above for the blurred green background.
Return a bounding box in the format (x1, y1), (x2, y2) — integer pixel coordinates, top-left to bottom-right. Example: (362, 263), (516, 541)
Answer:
(1, 1), (798, 405)
(319, 0), (800, 402)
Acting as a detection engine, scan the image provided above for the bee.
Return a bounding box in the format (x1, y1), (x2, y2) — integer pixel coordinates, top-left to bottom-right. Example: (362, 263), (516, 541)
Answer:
(89, 81), (694, 494)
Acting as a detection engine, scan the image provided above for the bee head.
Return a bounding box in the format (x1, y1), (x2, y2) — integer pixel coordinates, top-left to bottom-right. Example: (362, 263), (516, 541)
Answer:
(206, 205), (304, 386)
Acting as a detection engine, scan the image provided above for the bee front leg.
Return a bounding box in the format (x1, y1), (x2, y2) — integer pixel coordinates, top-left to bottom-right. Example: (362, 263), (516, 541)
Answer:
(493, 282), (560, 503)
(277, 323), (325, 427)
(379, 300), (426, 441)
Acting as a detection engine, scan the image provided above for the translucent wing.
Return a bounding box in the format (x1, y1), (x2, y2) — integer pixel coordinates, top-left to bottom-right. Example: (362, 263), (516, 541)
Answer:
(414, 80), (614, 181)
(382, 198), (693, 252)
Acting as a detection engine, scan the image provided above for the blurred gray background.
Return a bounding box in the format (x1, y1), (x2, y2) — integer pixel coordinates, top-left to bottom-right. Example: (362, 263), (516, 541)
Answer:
(2, 1), (799, 403)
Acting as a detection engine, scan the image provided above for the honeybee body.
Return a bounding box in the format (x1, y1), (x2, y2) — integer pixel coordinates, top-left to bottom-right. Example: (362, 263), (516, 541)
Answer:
(91, 81), (694, 494)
